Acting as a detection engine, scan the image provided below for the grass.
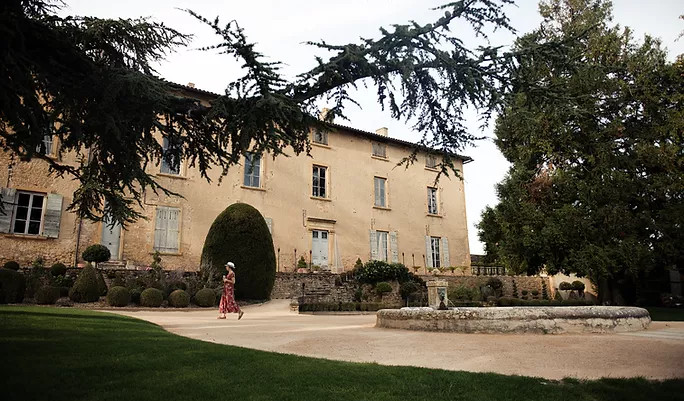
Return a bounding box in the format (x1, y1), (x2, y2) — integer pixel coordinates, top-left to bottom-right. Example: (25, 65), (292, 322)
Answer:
(647, 307), (684, 321)
(1, 306), (683, 401)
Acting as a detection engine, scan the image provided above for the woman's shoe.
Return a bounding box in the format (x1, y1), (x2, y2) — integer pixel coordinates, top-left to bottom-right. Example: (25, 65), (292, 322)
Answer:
(238, 311), (244, 320)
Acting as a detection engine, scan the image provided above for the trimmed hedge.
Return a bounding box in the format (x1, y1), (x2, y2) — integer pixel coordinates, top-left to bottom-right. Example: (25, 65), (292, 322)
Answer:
(130, 288), (142, 305)
(353, 260), (414, 284)
(0, 268), (26, 303)
(194, 288), (216, 307)
(140, 288), (164, 307)
(497, 297), (595, 307)
(200, 203), (276, 300)
(50, 263), (67, 277)
(572, 281), (586, 291)
(96, 270), (107, 296)
(107, 286), (131, 307)
(68, 264), (100, 303)
(35, 286), (60, 305)
(3, 261), (20, 271)
(168, 289), (190, 308)
(298, 302), (385, 312)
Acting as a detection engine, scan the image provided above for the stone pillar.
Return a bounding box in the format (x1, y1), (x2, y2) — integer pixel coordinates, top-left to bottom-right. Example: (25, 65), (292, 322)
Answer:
(427, 280), (448, 308)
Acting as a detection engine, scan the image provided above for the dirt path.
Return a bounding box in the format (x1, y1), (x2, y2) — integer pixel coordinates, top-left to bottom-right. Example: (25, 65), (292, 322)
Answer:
(107, 300), (684, 380)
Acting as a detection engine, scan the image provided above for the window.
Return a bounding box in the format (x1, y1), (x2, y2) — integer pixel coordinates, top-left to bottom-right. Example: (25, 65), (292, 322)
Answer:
(243, 152), (261, 187)
(427, 187), (438, 214)
(161, 137), (181, 175)
(426, 155), (438, 169)
(312, 165), (327, 198)
(313, 129), (328, 145)
(430, 236), (441, 269)
(372, 142), (387, 158)
(376, 231), (389, 262)
(12, 192), (44, 235)
(154, 206), (180, 253)
(36, 134), (53, 155)
(374, 177), (387, 207)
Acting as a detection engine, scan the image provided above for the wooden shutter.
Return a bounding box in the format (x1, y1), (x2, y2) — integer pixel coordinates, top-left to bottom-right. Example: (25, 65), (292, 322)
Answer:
(441, 237), (450, 267)
(264, 217), (273, 234)
(390, 231), (399, 263)
(42, 193), (63, 238)
(425, 236), (433, 268)
(166, 208), (180, 252)
(369, 230), (378, 260)
(154, 207), (168, 251)
(0, 187), (16, 233)
(374, 178), (380, 206)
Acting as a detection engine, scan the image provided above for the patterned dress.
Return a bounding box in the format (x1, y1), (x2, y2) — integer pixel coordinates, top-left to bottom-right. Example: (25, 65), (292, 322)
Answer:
(219, 271), (241, 314)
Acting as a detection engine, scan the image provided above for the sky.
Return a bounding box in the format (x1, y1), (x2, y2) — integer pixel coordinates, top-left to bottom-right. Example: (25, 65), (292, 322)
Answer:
(59, 0), (683, 254)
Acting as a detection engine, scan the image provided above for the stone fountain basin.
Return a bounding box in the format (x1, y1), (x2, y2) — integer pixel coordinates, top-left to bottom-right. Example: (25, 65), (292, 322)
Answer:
(376, 306), (651, 334)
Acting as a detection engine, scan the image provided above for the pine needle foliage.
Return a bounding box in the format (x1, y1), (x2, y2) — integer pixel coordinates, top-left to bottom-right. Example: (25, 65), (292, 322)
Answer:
(3, 0), (570, 226)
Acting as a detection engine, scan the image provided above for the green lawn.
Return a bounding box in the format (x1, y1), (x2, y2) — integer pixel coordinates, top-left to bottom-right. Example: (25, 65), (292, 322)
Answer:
(1, 307), (682, 401)
(647, 307), (684, 322)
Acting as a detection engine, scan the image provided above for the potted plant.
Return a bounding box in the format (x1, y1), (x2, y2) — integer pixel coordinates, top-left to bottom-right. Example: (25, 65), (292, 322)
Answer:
(448, 266), (456, 275)
(296, 256), (309, 273)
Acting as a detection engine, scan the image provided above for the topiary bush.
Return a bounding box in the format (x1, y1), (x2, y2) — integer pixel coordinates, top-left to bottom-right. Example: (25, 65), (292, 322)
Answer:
(82, 244), (111, 266)
(140, 288), (164, 307)
(35, 286), (60, 305)
(297, 256), (308, 270)
(559, 281), (572, 291)
(571, 281), (586, 292)
(68, 264), (100, 303)
(50, 262), (67, 277)
(200, 203), (276, 300)
(107, 286), (131, 307)
(164, 280), (187, 299)
(130, 288), (142, 305)
(168, 289), (190, 308)
(375, 281), (393, 296)
(3, 261), (20, 271)
(399, 281), (419, 300)
(354, 258), (363, 269)
(0, 268), (26, 303)
(194, 288), (216, 307)
(96, 269), (107, 296)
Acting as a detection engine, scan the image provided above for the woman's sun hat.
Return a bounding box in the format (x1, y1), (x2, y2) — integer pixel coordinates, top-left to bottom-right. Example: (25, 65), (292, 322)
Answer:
(225, 262), (235, 269)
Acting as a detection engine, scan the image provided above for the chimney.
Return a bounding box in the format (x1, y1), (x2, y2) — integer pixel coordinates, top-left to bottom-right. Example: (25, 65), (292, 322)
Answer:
(319, 107), (333, 122)
(375, 127), (388, 136)
(187, 82), (196, 88)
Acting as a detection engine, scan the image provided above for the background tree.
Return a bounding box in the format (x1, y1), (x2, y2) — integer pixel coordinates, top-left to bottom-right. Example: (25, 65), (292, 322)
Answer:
(478, 0), (683, 304)
(1, 0), (538, 227)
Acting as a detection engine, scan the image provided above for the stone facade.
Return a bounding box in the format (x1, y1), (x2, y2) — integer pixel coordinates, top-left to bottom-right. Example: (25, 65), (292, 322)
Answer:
(1, 87), (472, 273)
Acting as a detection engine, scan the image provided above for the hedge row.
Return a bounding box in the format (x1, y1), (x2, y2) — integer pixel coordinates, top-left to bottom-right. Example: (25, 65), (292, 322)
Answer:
(298, 302), (389, 312)
(497, 297), (595, 307)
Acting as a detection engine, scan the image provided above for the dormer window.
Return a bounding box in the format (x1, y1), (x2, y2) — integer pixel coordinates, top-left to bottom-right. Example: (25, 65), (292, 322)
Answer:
(372, 142), (387, 158)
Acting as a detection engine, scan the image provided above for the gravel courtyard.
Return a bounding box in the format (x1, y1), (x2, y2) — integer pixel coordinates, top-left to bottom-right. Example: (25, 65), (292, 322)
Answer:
(108, 300), (684, 380)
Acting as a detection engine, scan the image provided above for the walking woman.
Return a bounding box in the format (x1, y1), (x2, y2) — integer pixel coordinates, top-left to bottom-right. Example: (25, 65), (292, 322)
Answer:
(218, 262), (244, 320)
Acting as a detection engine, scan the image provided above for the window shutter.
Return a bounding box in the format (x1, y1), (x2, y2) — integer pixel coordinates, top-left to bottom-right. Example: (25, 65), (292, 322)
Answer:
(425, 236), (433, 268)
(166, 208), (180, 252)
(441, 237), (450, 267)
(42, 193), (63, 238)
(0, 188), (16, 233)
(264, 217), (273, 234)
(374, 178), (380, 205)
(369, 230), (378, 260)
(154, 207), (168, 250)
(390, 231), (399, 263)
(380, 179), (386, 207)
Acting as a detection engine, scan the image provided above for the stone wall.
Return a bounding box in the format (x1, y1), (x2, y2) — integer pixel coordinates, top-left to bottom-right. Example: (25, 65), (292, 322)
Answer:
(272, 272), (357, 303)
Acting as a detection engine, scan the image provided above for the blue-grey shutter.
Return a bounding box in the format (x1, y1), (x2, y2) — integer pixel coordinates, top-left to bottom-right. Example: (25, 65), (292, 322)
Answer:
(369, 230), (378, 260)
(425, 236), (433, 268)
(390, 231), (399, 263)
(42, 193), (63, 238)
(264, 217), (273, 234)
(0, 187), (16, 233)
(441, 237), (450, 267)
